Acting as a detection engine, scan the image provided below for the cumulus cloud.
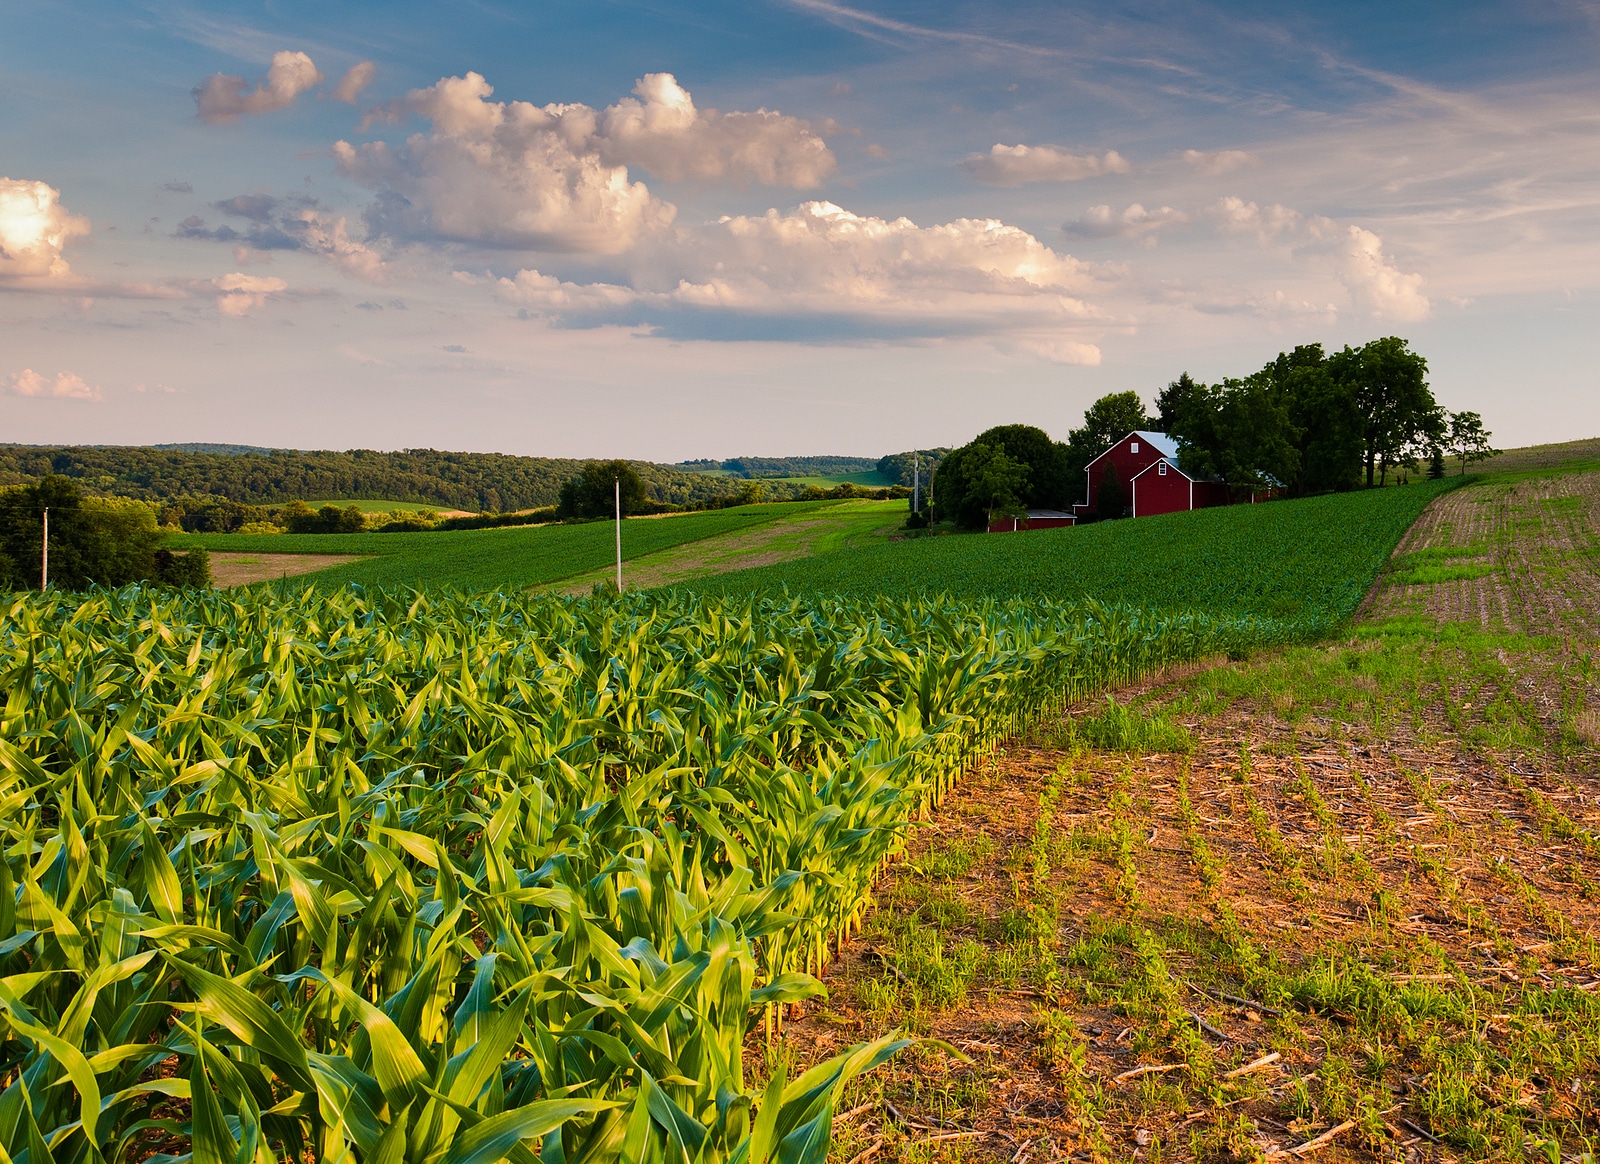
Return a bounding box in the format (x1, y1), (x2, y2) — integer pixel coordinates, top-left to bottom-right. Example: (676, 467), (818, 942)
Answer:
(211, 272), (288, 316)
(177, 195), (387, 281)
(496, 200), (1104, 349)
(194, 51), (323, 123)
(1180, 149), (1260, 176)
(5, 369), (100, 400)
(1203, 196), (1429, 320)
(332, 61), (376, 104)
(1065, 203), (1189, 244)
(0, 178), (90, 281)
(498, 269), (642, 312)
(1010, 337), (1103, 365)
(336, 73), (671, 253)
(1204, 195), (1320, 244)
(1339, 225), (1430, 320)
(597, 73), (835, 186)
(963, 144), (1130, 185)
(336, 71), (833, 253)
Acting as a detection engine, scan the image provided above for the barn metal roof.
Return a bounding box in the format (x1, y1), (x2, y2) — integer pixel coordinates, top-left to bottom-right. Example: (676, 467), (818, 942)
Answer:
(1132, 430), (1179, 458)
(1085, 429), (1180, 467)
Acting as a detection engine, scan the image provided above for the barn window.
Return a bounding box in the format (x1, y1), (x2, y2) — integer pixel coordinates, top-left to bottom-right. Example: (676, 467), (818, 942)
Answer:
(1159, 462), (1168, 476)
(1130, 441), (1140, 453)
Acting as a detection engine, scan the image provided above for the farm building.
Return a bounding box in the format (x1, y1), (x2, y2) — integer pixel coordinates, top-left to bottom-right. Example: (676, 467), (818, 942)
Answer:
(1073, 430), (1233, 520)
(986, 508), (1077, 533)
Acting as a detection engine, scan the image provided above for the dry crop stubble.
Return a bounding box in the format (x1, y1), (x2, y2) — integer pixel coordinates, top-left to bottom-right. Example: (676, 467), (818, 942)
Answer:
(780, 462), (1600, 1162)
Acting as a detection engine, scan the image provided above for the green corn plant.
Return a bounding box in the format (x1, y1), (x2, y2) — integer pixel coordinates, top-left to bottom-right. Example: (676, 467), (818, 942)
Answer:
(0, 583), (1263, 1163)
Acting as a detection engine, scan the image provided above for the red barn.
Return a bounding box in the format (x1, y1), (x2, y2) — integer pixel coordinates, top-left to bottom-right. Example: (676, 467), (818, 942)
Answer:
(1073, 430), (1231, 519)
(986, 508), (1077, 533)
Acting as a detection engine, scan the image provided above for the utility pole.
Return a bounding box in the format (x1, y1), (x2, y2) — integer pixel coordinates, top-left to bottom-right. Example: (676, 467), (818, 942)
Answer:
(614, 477), (622, 592)
(41, 507), (48, 589)
(912, 451), (920, 514)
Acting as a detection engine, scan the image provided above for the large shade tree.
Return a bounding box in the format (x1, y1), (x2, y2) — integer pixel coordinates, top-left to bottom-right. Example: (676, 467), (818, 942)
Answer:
(557, 460), (650, 519)
(1330, 336), (1442, 487)
(932, 424), (1071, 529)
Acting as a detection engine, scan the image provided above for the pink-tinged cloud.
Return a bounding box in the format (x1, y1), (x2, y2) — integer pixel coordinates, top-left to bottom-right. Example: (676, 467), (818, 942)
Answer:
(194, 51), (323, 123)
(963, 144), (1130, 185)
(211, 272), (288, 316)
(337, 71), (834, 253)
(1180, 149), (1260, 176)
(331, 61), (376, 104)
(497, 199), (1108, 355)
(0, 178), (90, 281)
(1066, 203), (1190, 244)
(6, 369), (101, 400)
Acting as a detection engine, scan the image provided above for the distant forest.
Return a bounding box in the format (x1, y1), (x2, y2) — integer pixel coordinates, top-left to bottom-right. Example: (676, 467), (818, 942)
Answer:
(0, 446), (748, 512)
(677, 451), (949, 484)
(675, 455), (880, 479)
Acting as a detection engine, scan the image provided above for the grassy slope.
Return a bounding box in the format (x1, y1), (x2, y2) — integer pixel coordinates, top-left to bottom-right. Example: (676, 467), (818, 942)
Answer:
(686, 482), (1459, 625)
(545, 499), (906, 593)
(767, 469), (897, 488)
(301, 499), (466, 514)
(177, 501), (842, 590)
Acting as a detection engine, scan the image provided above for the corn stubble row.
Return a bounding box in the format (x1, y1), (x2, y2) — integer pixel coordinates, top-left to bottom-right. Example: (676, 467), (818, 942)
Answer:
(0, 585), (1288, 1164)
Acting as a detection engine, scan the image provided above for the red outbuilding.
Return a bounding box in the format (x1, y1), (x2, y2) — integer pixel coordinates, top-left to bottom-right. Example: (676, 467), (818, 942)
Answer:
(986, 508), (1078, 533)
(1071, 430), (1232, 520)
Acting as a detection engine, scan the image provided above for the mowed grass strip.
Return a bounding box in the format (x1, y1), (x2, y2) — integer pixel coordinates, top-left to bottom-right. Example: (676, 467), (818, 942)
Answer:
(176, 500), (842, 590)
(687, 481), (1459, 624)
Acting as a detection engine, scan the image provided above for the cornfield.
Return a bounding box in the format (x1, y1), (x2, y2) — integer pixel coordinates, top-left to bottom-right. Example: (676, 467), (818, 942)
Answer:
(0, 584), (1284, 1163)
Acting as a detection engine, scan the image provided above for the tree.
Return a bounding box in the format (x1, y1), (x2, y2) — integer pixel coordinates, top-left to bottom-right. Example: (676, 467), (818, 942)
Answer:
(931, 424), (1069, 528)
(1447, 411), (1496, 475)
(1064, 391), (1153, 504)
(1154, 373), (1201, 433)
(962, 443), (1030, 527)
(1096, 463), (1126, 520)
(557, 460), (649, 519)
(1329, 337), (1439, 487)
(0, 475), (168, 590)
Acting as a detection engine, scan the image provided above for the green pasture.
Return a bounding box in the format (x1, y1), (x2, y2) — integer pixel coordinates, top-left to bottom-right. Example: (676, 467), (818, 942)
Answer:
(685, 480), (1462, 627)
(177, 501), (846, 591)
(302, 498), (465, 514)
(768, 469), (897, 488)
(547, 499), (906, 592)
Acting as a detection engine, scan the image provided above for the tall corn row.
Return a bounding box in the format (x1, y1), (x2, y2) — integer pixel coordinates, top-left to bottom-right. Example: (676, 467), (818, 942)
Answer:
(0, 585), (1280, 1164)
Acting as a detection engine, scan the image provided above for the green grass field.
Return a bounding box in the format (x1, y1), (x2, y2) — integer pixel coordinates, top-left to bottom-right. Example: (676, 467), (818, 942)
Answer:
(546, 498), (906, 592)
(769, 469), (897, 488)
(177, 501), (846, 590)
(302, 498), (466, 514)
(684, 481), (1461, 628)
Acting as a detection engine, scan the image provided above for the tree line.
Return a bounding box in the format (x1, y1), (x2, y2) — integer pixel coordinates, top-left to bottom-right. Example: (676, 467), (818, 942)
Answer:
(0, 446), (753, 513)
(931, 337), (1494, 529)
(0, 478), (209, 590)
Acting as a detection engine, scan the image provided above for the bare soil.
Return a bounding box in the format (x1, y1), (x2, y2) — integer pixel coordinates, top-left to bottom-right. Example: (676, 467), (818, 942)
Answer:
(778, 470), (1600, 1163)
(209, 553), (366, 587)
(1363, 470), (1600, 636)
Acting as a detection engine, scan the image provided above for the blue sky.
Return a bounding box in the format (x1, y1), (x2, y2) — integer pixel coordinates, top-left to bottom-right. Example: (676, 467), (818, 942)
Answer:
(2, 0), (1597, 457)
